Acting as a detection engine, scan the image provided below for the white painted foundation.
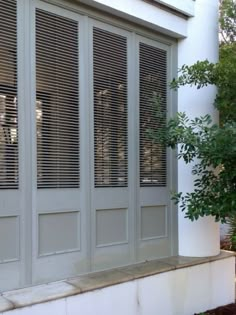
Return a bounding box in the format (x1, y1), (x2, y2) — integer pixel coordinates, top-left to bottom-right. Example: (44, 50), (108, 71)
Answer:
(2, 257), (234, 315)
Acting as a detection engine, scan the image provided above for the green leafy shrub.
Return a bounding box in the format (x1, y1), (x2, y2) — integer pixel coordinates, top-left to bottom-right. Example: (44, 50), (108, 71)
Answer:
(150, 0), (236, 223)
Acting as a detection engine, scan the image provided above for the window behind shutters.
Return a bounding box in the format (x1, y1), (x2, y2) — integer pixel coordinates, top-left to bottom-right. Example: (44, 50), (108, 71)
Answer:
(93, 27), (128, 187)
(0, 0), (18, 189)
(139, 42), (167, 187)
(36, 9), (79, 189)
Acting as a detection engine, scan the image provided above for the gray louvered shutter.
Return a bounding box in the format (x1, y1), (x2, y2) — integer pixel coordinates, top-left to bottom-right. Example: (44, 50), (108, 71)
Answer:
(36, 9), (79, 188)
(139, 42), (167, 187)
(0, 0), (18, 189)
(93, 27), (128, 187)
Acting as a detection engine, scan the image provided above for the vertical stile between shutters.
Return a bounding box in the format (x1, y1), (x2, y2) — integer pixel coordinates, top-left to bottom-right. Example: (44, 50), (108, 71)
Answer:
(139, 42), (167, 187)
(93, 27), (128, 187)
(36, 9), (79, 188)
(0, 0), (18, 189)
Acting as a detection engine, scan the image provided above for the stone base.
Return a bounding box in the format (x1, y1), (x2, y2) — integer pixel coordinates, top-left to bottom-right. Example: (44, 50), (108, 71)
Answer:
(0, 251), (235, 315)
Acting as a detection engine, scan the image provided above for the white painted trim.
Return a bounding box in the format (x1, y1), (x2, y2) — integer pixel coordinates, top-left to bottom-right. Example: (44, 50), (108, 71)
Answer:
(154, 0), (195, 17)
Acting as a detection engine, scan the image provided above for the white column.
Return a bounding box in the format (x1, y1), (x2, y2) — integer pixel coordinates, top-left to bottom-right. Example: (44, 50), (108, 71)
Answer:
(178, 0), (220, 257)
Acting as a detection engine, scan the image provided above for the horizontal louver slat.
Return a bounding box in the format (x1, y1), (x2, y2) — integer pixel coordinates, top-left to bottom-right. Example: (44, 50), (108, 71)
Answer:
(93, 27), (128, 188)
(36, 9), (79, 189)
(0, 0), (18, 189)
(139, 43), (167, 187)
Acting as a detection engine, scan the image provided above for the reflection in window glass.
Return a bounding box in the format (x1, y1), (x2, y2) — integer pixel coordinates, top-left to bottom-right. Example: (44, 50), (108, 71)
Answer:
(0, 0), (18, 189)
(139, 43), (167, 187)
(93, 28), (128, 187)
(36, 9), (79, 189)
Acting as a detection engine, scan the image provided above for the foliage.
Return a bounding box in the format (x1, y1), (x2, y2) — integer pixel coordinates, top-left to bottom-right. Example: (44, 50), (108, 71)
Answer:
(226, 215), (236, 250)
(159, 111), (236, 223)
(171, 58), (236, 123)
(150, 0), (236, 223)
(219, 0), (236, 44)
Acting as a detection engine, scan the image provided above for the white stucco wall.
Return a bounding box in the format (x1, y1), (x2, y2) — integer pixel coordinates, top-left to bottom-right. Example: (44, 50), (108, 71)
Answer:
(3, 258), (234, 315)
(178, 0), (220, 257)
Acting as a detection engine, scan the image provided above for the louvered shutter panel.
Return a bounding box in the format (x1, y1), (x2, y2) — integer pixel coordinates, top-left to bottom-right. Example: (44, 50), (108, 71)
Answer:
(93, 28), (128, 187)
(139, 42), (167, 187)
(0, 0), (18, 189)
(36, 9), (79, 188)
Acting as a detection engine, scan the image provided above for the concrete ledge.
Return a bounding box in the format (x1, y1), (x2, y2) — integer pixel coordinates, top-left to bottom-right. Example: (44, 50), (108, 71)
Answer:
(0, 250), (234, 313)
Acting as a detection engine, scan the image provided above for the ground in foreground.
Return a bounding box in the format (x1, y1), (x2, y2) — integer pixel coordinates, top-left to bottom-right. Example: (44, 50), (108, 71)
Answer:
(196, 303), (236, 314)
